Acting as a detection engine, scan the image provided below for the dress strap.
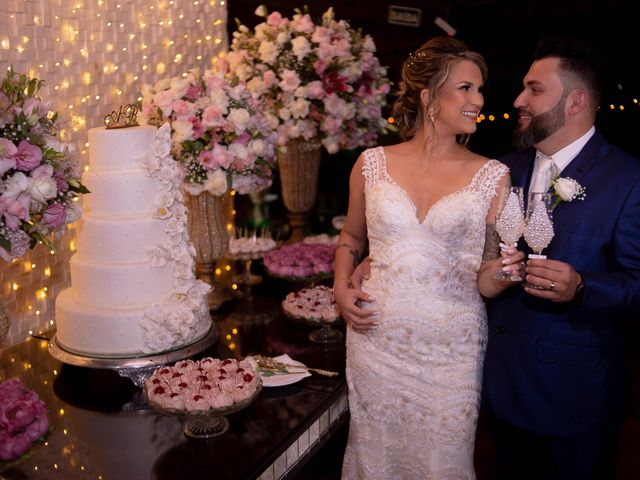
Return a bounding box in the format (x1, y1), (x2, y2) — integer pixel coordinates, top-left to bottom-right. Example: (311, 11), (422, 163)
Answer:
(471, 159), (510, 202)
(361, 147), (387, 190)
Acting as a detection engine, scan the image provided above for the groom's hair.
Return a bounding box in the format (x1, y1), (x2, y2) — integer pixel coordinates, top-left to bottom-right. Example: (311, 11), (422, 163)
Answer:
(533, 35), (605, 112)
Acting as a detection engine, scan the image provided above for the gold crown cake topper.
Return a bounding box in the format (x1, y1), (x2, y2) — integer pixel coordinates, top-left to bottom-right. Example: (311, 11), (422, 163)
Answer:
(104, 104), (140, 129)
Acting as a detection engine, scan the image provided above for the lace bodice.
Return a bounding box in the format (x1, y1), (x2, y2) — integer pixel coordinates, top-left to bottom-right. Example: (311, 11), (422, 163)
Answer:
(342, 147), (508, 480)
(362, 146), (508, 308)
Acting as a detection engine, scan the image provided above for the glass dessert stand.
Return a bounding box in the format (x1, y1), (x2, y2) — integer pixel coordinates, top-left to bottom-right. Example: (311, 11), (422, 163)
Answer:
(282, 307), (344, 344)
(145, 381), (262, 439)
(226, 250), (272, 303)
(47, 325), (219, 388)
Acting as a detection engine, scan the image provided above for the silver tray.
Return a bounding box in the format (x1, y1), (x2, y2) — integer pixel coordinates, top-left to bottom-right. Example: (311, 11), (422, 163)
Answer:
(47, 326), (219, 387)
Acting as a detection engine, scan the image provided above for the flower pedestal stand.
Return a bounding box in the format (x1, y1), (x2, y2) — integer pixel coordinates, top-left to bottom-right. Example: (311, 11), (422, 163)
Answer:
(277, 139), (322, 243)
(184, 191), (233, 310)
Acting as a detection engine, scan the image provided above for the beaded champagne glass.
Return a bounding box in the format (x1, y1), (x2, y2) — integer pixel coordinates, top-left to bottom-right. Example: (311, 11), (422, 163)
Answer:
(494, 186), (526, 282)
(523, 192), (555, 289)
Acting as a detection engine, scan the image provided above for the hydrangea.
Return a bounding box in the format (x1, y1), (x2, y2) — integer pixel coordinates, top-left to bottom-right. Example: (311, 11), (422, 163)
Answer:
(227, 5), (394, 154)
(0, 68), (89, 260)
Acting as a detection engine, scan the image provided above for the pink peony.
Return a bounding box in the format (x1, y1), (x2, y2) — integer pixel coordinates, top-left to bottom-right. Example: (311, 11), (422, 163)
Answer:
(42, 202), (66, 229)
(14, 140), (42, 172)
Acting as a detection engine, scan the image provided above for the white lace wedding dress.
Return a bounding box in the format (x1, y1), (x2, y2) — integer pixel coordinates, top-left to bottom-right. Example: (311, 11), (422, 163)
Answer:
(342, 147), (508, 480)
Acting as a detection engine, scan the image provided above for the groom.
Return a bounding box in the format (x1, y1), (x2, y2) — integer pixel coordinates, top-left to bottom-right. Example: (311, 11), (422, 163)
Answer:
(483, 35), (640, 479)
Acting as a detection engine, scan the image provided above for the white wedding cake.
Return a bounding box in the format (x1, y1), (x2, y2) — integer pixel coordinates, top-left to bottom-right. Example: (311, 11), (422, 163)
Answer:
(55, 124), (212, 357)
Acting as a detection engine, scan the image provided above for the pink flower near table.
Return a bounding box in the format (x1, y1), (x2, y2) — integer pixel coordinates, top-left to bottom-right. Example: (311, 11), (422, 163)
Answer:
(0, 378), (50, 463)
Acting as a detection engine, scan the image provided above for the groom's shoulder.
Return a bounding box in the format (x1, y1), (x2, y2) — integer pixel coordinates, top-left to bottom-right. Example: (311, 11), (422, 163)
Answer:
(497, 150), (530, 168)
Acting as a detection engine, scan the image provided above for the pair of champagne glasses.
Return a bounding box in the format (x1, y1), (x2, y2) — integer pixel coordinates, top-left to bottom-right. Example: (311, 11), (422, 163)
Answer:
(493, 186), (555, 286)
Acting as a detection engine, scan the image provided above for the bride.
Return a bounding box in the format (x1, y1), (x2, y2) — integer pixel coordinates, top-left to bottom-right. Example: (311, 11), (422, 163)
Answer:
(333, 36), (524, 479)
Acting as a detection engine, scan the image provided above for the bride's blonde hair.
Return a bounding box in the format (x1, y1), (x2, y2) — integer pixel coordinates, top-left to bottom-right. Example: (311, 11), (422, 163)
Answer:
(392, 36), (488, 144)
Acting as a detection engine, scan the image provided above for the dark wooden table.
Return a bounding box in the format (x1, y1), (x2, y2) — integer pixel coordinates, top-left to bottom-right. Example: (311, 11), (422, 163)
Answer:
(0, 275), (348, 480)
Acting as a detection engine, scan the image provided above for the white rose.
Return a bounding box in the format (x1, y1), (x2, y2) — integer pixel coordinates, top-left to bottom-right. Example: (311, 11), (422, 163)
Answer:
(172, 119), (194, 143)
(258, 41), (279, 65)
(250, 139), (268, 157)
(204, 169), (228, 196)
(276, 31), (290, 46)
(228, 108), (251, 133)
(290, 98), (310, 119)
(554, 178), (578, 201)
(183, 182), (204, 196)
(291, 36), (311, 61)
(29, 172), (57, 204)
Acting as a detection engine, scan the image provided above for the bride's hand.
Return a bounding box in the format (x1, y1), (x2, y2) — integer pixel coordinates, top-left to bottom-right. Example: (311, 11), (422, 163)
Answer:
(333, 280), (378, 333)
(499, 244), (526, 285)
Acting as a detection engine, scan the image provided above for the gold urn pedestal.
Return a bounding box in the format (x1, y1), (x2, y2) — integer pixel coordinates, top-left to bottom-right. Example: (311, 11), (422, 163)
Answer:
(184, 191), (233, 310)
(277, 139), (322, 243)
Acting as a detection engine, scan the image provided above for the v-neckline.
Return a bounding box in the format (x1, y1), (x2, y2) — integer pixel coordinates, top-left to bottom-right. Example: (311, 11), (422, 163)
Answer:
(379, 148), (492, 225)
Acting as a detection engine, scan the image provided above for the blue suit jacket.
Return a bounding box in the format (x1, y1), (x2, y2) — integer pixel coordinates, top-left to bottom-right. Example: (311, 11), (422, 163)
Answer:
(483, 130), (640, 436)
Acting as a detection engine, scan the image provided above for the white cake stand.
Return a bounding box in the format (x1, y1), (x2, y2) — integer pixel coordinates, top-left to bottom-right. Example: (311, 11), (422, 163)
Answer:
(47, 325), (219, 387)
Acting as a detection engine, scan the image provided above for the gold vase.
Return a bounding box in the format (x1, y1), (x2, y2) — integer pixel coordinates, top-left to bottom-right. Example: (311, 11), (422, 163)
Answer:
(0, 295), (9, 344)
(184, 191), (233, 310)
(277, 138), (322, 243)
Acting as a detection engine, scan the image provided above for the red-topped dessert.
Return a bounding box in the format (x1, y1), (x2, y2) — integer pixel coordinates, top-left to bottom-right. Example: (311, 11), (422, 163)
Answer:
(282, 285), (340, 323)
(145, 357), (261, 413)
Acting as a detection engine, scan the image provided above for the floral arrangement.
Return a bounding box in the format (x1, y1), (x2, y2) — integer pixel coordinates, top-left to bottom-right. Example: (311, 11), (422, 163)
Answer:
(227, 5), (393, 154)
(0, 68), (88, 261)
(0, 378), (50, 463)
(140, 69), (277, 196)
(551, 177), (586, 210)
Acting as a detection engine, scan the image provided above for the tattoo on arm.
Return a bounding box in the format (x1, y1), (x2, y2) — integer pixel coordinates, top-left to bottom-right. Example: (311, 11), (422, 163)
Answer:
(336, 243), (362, 268)
(482, 224), (501, 261)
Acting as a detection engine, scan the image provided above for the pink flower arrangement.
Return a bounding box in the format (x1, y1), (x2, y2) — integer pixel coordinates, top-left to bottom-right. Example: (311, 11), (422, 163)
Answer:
(0, 378), (50, 463)
(0, 68), (89, 261)
(140, 69), (278, 196)
(227, 5), (394, 154)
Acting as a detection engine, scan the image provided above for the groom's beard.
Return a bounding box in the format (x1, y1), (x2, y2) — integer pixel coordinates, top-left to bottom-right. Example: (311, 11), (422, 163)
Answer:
(512, 96), (567, 151)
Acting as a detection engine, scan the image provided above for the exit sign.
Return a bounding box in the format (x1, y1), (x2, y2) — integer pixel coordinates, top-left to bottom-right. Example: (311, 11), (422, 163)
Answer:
(388, 5), (422, 27)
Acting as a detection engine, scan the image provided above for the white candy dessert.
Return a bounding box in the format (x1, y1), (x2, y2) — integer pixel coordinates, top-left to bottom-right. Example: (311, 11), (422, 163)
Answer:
(228, 236), (276, 255)
(55, 124), (211, 357)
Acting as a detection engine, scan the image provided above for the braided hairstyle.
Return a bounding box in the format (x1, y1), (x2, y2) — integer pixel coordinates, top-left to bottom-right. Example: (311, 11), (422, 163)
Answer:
(392, 36), (488, 142)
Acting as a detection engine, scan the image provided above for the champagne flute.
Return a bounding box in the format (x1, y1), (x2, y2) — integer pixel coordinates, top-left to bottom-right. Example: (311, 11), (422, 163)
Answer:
(494, 186), (525, 282)
(523, 192), (555, 289)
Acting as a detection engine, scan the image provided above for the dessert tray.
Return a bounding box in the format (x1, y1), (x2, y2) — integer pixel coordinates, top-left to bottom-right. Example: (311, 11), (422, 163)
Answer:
(144, 357), (262, 438)
(281, 286), (342, 327)
(263, 241), (335, 282)
(281, 286), (344, 344)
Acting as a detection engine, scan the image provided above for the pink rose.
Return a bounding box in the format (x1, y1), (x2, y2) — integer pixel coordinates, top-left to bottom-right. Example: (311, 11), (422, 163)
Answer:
(185, 84), (202, 101)
(0, 192), (31, 229)
(42, 202), (66, 229)
(14, 140), (42, 172)
(263, 70), (277, 88)
(0, 431), (31, 462)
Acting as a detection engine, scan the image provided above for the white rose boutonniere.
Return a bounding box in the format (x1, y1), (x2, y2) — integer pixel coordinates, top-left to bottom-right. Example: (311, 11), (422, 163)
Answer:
(551, 177), (586, 210)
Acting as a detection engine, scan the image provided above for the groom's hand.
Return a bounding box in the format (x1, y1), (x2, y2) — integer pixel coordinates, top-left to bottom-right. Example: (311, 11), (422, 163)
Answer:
(524, 258), (582, 302)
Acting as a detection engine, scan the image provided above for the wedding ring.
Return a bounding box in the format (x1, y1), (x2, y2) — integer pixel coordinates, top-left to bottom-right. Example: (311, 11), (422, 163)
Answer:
(549, 281), (555, 290)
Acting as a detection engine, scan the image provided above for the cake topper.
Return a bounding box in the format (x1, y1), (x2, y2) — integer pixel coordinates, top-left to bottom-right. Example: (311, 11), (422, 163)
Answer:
(104, 104), (139, 129)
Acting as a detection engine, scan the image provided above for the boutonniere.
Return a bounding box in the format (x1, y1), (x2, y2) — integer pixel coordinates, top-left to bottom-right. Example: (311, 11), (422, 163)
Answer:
(550, 177), (586, 210)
